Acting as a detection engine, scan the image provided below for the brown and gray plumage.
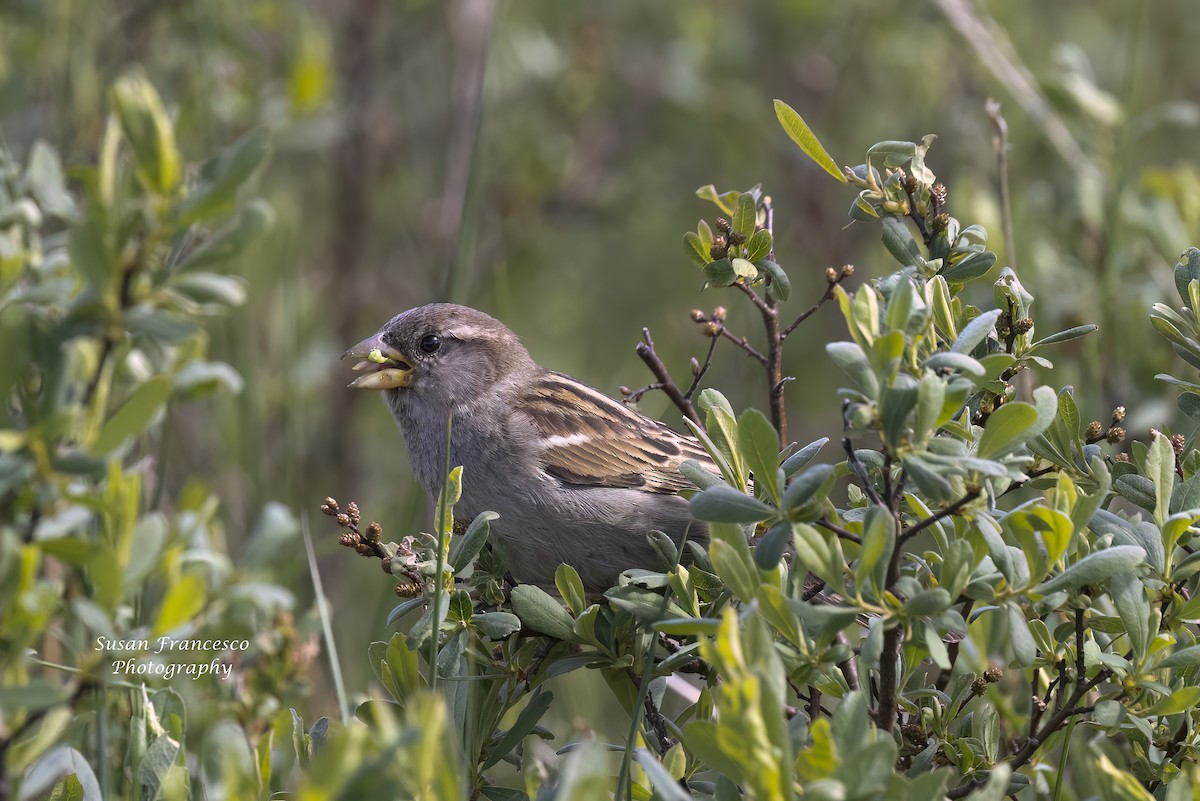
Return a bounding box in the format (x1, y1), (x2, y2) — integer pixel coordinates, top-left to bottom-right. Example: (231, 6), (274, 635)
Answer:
(344, 303), (714, 591)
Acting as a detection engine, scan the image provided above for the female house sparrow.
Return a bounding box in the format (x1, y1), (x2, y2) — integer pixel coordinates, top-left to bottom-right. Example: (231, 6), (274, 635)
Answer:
(343, 303), (714, 592)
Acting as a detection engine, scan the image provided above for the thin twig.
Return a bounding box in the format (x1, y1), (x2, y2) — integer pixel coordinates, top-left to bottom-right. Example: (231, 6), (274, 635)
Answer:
(716, 326), (769, 365)
(898, 489), (982, 546)
(783, 270), (848, 340)
(815, 517), (862, 545)
(632, 328), (703, 427)
(683, 334), (720, 400)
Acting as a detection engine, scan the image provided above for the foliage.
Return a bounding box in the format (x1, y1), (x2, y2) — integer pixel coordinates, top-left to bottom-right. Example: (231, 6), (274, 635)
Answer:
(306, 115), (1200, 800)
(4, 6), (1200, 799)
(0, 75), (312, 800)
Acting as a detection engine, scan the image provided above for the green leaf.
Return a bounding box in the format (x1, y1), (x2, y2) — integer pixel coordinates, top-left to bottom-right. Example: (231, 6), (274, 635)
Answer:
(754, 523), (791, 570)
(1174, 247), (1200, 306)
(633, 749), (691, 801)
(1036, 545), (1146, 596)
(684, 232), (710, 266)
(827, 341), (879, 398)
(168, 272), (248, 307)
(866, 139), (918, 167)
(738, 409), (782, 505)
(481, 690), (555, 770)
(695, 184), (739, 215)
(708, 523), (759, 603)
(554, 563), (587, 615)
(922, 352), (986, 379)
(976, 402), (1038, 460)
(1032, 324), (1100, 348)
(69, 219), (113, 294)
(880, 215), (922, 267)
(472, 611), (521, 640)
(782, 438), (828, 476)
(449, 511), (496, 572)
(178, 199), (275, 271)
(152, 573), (206, 636)
(745, 229), (772, 261)
(1146, 431), (1176, 525)
(123, 513), (166, 585)
(756, 259), (791, 302)
(1159, 645), (1200, 668)
(732, 193), (757, 238)
(93, 376), (172, 454)
(941, 250), (996, 283)
(110, 73), (181, 194)
(1110, 573), (1150, 660)
(855, 506), (895, 596)
(773, 99), (846, 182)
(781, 464), (836, 519)
(702, 257), (737, 287)
(173, 127), (271, 226)
(1144, 686), (1200, 716)
(951, 309), (1001, 355)
(28, 140), (75, 218)
(689, 484), (774, 524)
(510, 585), (576, 641)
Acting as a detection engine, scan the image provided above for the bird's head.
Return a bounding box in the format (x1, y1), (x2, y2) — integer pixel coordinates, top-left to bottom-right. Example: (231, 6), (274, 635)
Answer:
(343, 303), (534, 407)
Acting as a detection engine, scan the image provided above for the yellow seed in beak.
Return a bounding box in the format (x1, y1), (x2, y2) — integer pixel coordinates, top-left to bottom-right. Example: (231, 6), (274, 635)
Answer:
(368, 348), (389, 364)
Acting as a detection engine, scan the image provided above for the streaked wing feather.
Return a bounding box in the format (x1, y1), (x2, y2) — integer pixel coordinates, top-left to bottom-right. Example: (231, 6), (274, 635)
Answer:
(523, 372), (719, 494)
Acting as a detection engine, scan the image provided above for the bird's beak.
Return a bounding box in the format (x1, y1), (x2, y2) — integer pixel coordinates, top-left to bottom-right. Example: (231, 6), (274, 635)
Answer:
(342, 333), (413, 390)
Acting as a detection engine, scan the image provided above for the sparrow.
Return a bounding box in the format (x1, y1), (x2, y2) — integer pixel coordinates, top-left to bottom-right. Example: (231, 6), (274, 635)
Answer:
(343, 303), (715, 592)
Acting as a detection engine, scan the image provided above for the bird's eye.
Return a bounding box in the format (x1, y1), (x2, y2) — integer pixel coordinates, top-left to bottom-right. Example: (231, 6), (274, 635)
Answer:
(419, 334), (442, 354)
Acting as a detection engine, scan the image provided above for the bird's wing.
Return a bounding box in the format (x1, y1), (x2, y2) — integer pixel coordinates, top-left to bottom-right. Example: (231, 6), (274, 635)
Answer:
(520, 371), (719, 494)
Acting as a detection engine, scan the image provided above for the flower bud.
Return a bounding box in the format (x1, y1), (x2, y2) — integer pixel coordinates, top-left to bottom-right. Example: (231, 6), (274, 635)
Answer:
(619, 385), (632, 396)
(1112, 406), (1126, 423)
(1172, 433), (1186, 454)
(1113, 451), (1130, 462)
(323, 497), (338, 511)
(841, 264), (855, 277)
(338, 533), (356, 547)
(1086, 421), (1104, 441)
(712, 306), (727, 322)
(366, 522), (382, 542)
(825, 267), (839, 283)
(347, 502), (361, 524)
(336, 513), (350, 527)
(690, 357), (701, 376)
(714, 217), (731, 234)
(729, 230), (746, 246)
(690, 309), (705, 322)
(1014, 318), (1035, 335)
(702, 322), (720, 337)
(984, 666), (1003, 683)
(932, 182), (948, 205)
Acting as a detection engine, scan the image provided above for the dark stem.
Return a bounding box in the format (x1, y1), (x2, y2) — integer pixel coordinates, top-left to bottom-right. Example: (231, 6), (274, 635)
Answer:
(900, 172), (932, 245)
(632, 328), (703, 427)
(815, 517), (862, 545)
(946, 669), (1110, 799)
(734, 282), (786, 445)
(82, 261), (138, 406)
(898, 489), (982, 546)
(781, 267), (848, 340)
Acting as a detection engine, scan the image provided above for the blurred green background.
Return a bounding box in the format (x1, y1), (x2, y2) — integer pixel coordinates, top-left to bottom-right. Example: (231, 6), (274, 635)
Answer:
(3, 0), (1198, 724)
